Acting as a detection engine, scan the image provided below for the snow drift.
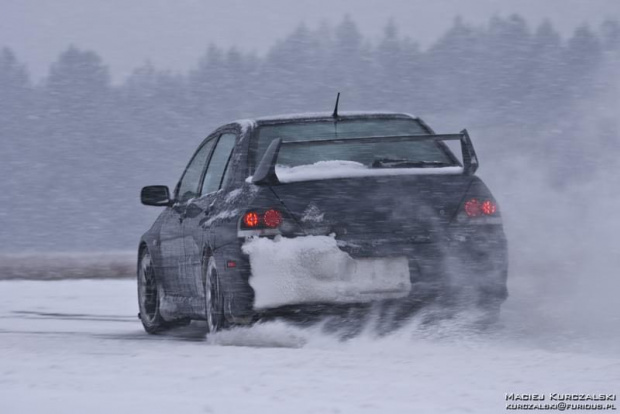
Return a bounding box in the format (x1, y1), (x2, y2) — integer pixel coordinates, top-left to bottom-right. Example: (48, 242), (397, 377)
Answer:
(243, 235), (410, 309)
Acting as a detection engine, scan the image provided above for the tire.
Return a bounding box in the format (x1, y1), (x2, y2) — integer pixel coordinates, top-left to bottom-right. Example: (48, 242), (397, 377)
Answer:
(137, 249), (168, 334)
(203, 253), (225, 334)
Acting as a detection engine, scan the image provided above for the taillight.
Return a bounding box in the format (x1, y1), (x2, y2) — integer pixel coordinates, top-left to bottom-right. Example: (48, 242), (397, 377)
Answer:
(243, 212), (260, 228)
(464, 198), (497, 217)
(481, 200), (497, 215)
(263, 209), (283, 228)
(241, 209), (283, 230)
(464, 199), (482, 217)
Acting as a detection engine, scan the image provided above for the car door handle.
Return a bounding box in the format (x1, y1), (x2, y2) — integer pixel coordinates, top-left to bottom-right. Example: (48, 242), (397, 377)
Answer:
(178, 208), (188, 224)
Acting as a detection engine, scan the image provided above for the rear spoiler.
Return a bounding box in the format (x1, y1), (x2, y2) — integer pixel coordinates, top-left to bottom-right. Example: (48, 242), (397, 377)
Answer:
(252, 129), (479, 185)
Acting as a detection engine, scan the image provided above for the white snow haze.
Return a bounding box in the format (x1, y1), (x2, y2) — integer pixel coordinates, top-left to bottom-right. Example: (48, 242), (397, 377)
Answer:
(1, 0), (619, 81)
(1, 1), (620, 413)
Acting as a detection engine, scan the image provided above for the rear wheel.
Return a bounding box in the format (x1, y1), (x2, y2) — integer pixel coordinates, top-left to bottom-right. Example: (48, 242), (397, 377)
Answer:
(137, 249), (168, 334)
(204, 254), (225, 333)
(476, 297), (502, 327)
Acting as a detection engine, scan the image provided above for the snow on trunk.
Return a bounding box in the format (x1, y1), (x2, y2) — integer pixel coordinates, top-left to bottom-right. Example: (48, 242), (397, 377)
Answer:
(274, 161), (464, 183)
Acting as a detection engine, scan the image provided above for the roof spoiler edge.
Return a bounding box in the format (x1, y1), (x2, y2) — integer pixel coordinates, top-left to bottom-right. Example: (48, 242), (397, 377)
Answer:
(460, 129), (479, 175)
(251, 138), (282, 186)
(251, 130), (479, 184)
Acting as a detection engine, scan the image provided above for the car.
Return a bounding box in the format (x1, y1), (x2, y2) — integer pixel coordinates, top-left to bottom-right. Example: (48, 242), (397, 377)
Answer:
(137, 109), (508, 334)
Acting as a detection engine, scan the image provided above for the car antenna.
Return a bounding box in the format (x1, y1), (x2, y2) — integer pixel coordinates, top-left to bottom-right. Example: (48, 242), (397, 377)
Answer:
(332, 92), (340, 119)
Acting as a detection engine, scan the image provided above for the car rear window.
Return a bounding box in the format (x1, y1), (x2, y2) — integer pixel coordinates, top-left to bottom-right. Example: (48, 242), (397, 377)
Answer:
(253, 118), (455, 169)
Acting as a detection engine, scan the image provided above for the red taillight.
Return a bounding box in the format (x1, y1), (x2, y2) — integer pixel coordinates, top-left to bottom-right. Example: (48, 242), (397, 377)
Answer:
(263, 209), (283, 228)
(464, 199), (482, 217)
(464, 198), (497, 217)
(243, 212), (259, 228)
(241, 209), (283, 229)
(481, 200), (497, 215)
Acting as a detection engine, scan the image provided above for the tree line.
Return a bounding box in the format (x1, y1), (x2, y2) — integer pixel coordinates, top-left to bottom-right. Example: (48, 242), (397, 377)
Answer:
(1, 15), (619, 251)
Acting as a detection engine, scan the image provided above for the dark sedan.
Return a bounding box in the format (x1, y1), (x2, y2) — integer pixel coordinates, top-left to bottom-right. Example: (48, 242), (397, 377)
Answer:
(137, 112), (508, 334)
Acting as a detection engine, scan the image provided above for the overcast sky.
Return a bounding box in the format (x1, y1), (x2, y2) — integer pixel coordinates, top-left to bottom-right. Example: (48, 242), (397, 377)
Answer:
(2, 0), (619, 82)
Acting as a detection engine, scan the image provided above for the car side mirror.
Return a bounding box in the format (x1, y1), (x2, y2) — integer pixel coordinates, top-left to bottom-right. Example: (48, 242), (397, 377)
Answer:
(141, 185), (172, 207)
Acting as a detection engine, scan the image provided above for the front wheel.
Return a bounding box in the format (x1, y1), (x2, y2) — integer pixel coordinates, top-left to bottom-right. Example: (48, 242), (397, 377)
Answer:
(204, 254), (225, 333)
(138, 249), (167, 334)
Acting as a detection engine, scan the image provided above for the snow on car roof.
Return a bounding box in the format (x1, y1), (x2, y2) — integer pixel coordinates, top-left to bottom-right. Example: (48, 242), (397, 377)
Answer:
(234, 111), (418, 125)
(232, 112), (424, 140)
(232, 118), (257, 136)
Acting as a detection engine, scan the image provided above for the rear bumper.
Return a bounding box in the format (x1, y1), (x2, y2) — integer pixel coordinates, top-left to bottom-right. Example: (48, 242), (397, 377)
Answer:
(335, 225), (508, 300)
(221, 226), (508, 322)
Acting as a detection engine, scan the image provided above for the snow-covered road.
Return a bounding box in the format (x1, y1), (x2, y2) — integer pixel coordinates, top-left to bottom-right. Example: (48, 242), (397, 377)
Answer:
(0, 279), (618, 414)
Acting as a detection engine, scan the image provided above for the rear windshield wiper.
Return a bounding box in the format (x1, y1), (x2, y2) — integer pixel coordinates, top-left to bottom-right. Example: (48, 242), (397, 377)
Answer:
(371, 158), (453, 168)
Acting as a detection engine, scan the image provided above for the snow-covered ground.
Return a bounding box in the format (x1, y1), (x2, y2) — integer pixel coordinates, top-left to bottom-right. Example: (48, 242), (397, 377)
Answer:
(0, 251), (135, 280)
(0, 279), (618, 414)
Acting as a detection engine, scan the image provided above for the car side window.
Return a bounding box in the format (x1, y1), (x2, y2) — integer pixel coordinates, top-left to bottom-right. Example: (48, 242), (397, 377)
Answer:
(176, 138), (216, 202)
(201, 133), (237, 195)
